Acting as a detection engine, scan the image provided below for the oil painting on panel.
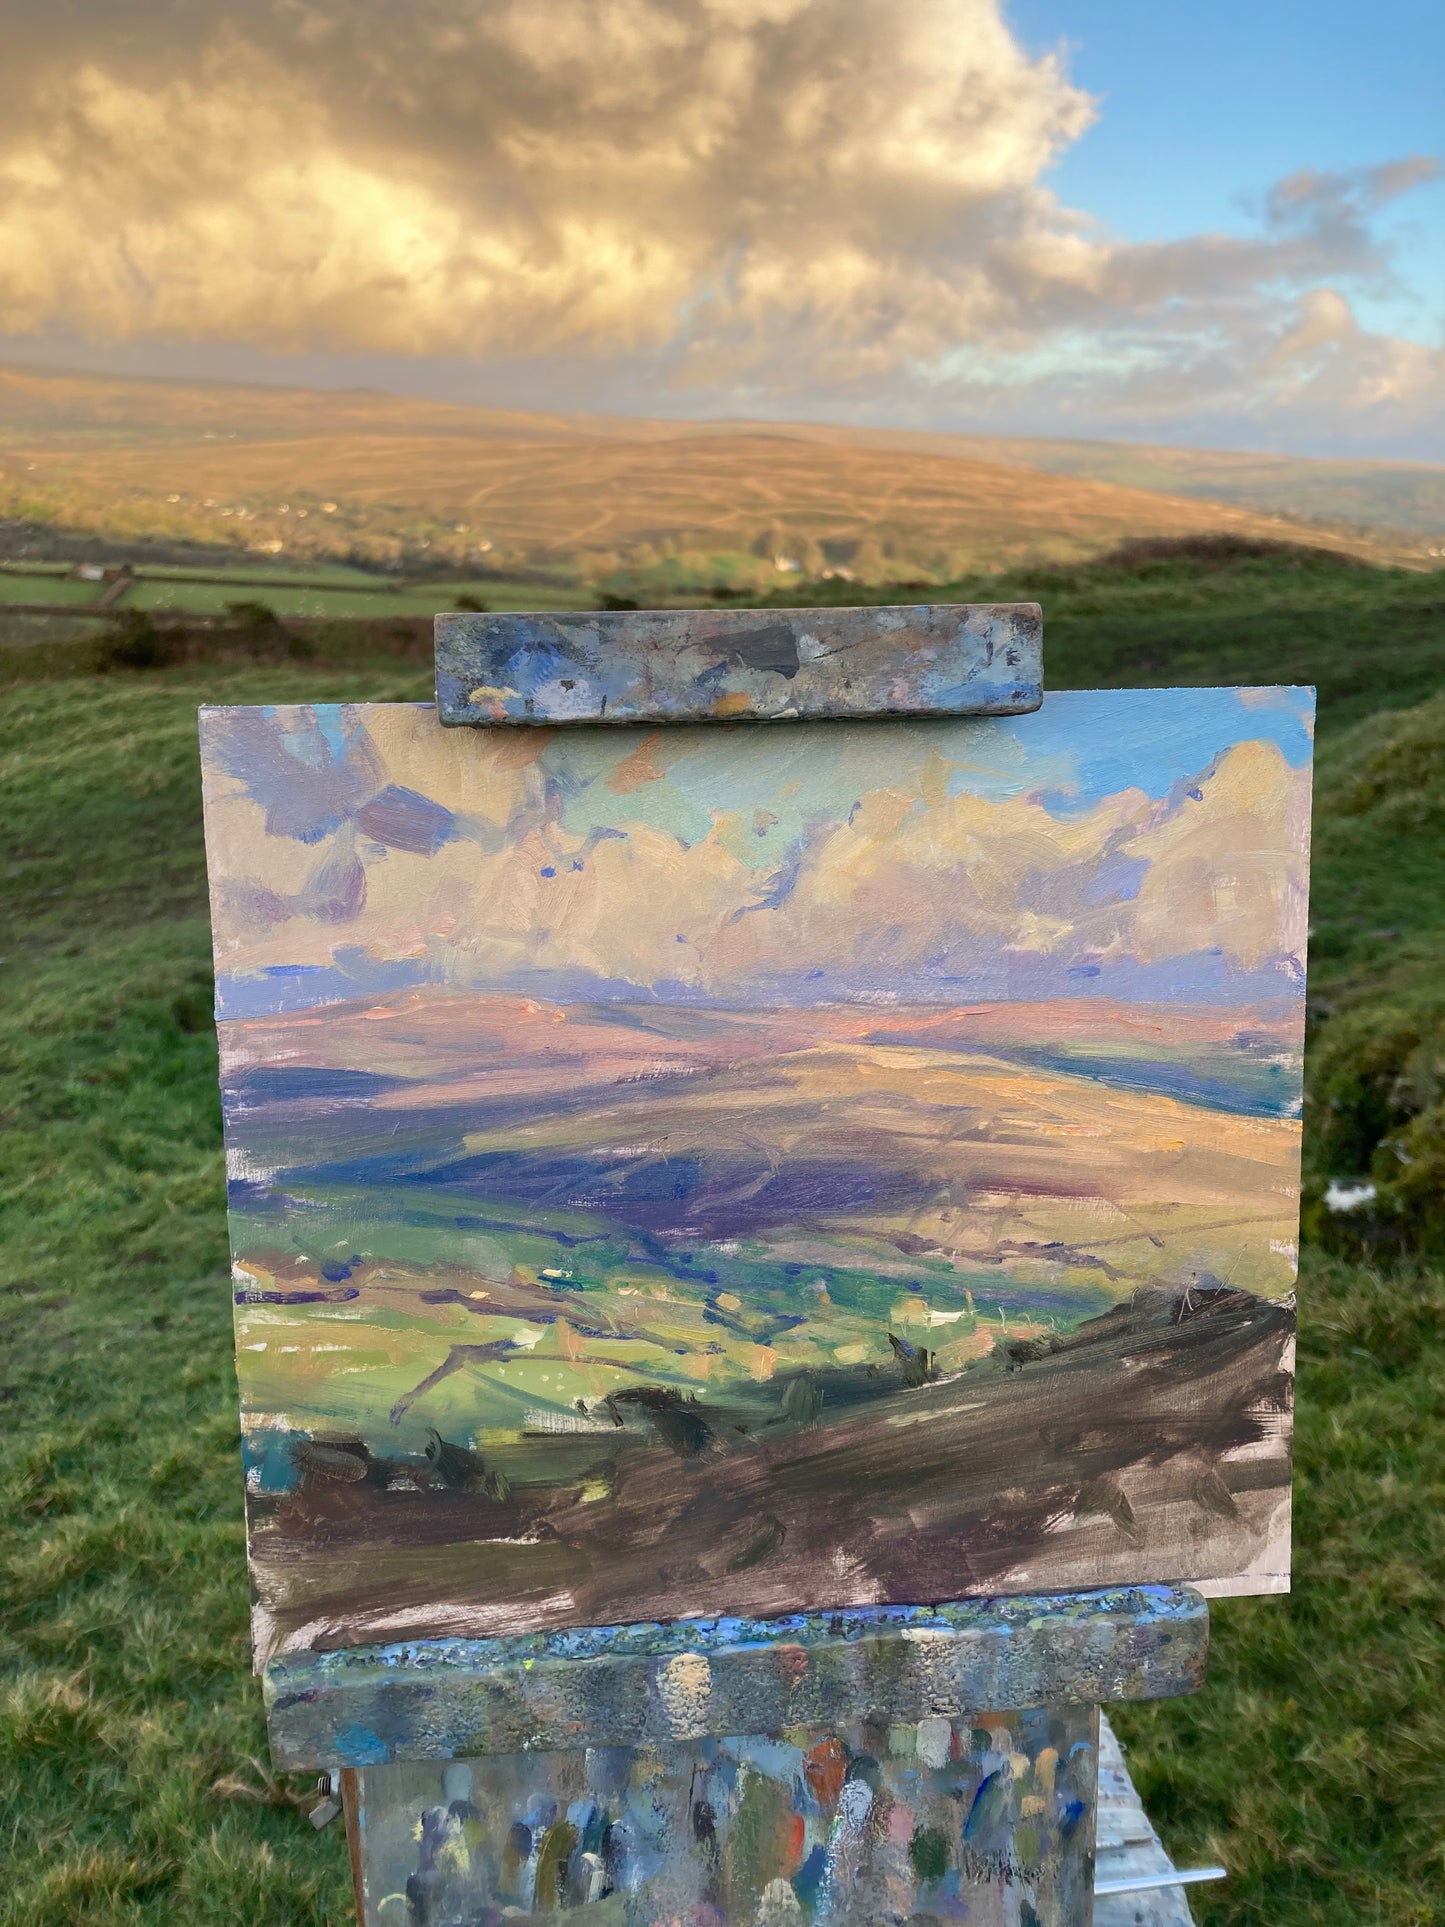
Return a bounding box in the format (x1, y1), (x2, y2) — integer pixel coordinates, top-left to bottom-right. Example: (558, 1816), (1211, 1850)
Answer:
(199, 688), (1310, 1664)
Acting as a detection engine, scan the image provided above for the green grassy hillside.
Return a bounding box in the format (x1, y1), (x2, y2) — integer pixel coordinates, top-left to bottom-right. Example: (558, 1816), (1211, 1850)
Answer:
(1, 547), (1441, 1924)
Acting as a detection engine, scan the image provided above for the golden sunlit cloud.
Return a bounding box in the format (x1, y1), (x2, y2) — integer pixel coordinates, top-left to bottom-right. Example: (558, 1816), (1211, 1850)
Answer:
(0, 0), (1438, 439)
(0, 0), (1091, 358)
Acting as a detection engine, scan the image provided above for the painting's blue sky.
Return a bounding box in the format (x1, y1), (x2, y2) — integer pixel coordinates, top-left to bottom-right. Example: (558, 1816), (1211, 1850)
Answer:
(1029, 688), (1315, 810)
(202, 691), (1313, 1020)
(0, 0), (1437, 456)
(547, 687), (1315, 859)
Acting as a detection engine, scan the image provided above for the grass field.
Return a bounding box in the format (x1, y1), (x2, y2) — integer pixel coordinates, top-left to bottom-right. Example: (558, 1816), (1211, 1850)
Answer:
(1, 547), (1442, 1924)
(0, 560), (591, 623)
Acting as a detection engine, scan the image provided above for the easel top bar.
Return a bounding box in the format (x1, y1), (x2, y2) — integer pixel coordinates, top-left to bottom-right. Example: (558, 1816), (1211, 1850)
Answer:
(436, 603), (1042, 728)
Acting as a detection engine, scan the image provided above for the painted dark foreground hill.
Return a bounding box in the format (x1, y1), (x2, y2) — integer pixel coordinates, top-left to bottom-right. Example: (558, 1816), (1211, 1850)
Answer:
(254, 1277), (1291, 1657)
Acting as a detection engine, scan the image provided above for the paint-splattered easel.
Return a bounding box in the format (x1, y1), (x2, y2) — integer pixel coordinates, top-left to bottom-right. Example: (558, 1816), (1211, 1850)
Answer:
(243, 607), (1236, 1926)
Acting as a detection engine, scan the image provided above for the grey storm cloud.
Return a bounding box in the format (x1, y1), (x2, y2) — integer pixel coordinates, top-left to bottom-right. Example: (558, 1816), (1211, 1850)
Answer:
(0, 0), (1438, 443)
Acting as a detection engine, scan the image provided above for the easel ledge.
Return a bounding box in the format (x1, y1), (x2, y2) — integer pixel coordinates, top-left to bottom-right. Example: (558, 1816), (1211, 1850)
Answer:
(265, 1584), (1206, 1771)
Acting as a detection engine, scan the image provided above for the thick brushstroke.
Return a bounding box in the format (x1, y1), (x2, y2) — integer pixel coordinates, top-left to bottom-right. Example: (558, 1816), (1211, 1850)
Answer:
(251, 1277), (1291, 1653)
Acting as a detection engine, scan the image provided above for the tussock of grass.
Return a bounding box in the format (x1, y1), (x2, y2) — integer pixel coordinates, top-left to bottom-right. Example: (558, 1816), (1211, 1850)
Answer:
(1, 562), (1442, 1923)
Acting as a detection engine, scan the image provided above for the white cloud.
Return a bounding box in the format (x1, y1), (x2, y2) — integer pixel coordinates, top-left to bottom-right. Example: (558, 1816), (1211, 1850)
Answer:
(0, 0), (1437, 447)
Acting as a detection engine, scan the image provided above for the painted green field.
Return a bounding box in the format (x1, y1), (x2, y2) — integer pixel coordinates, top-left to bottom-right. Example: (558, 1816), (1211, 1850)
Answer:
(1, 547), (1442, 1924)
(220, 978), (1299, 1654)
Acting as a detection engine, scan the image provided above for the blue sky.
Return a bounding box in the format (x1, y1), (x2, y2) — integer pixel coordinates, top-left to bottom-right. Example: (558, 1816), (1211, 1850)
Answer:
(1007, 0), (1445, 344)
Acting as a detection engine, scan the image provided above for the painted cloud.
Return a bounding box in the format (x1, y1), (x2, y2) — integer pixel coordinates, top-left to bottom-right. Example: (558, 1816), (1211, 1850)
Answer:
(202, 687), (1312, 1016)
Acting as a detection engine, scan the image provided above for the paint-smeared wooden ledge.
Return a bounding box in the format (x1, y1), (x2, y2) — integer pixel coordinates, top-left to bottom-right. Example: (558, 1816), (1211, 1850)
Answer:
(265, 1583), (1205, 1771)
(435, 604), (1042, 727)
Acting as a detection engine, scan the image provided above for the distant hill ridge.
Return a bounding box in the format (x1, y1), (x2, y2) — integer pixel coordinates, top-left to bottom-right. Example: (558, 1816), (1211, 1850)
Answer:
(1, 361), (1438, 581)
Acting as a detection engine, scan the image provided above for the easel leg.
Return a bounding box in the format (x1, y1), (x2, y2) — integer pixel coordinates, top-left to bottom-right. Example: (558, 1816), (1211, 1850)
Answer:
(340, 1769), (367, 1924)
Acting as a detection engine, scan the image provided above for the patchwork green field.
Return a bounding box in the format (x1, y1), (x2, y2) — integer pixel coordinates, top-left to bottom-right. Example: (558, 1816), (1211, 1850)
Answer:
(0, 558), (591, 623)
(1, 546), (1442, 1924)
